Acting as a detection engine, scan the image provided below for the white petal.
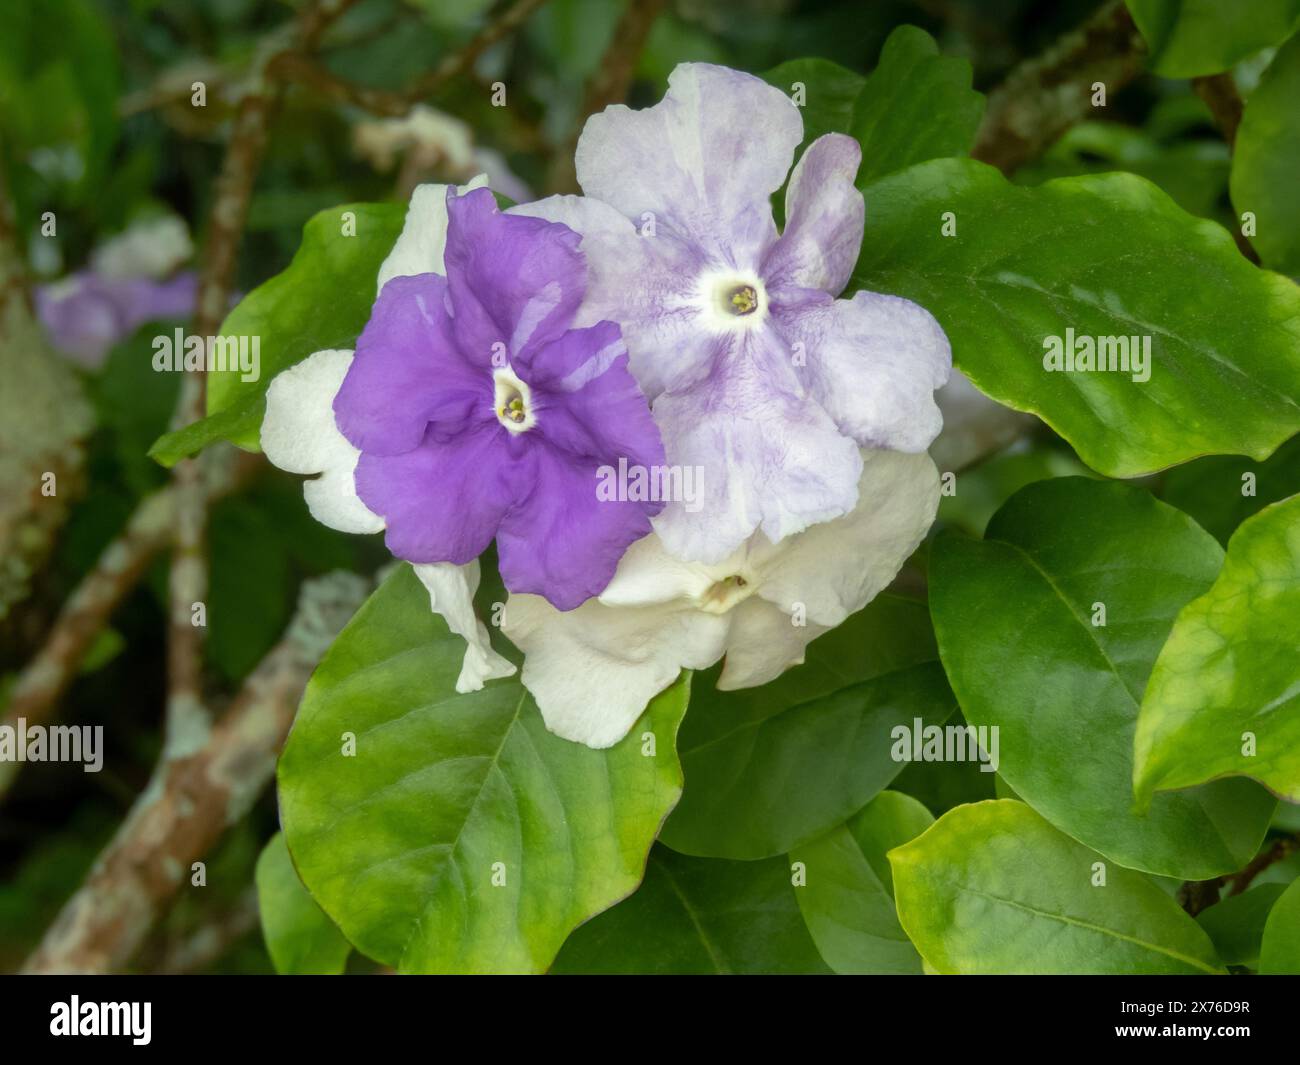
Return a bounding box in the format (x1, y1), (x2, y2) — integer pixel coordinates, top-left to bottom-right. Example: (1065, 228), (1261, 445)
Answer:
(751, 448), (940, 627)
(717, 596), (828, 690)
(502, 592), (728, 749)
(413, 561), (516, 693)
(260, 348), (383, 535)
(376, 174), (488, 294)
(929, 368), (1036, 471)
(574, 63), (801, 260)
(597, 532), (718, 608)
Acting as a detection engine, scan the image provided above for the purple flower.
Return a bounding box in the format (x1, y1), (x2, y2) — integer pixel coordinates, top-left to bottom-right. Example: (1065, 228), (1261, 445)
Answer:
(512, 63), (951, 563)
(36, 272), (199, 368)
(331, 186), (665, 611)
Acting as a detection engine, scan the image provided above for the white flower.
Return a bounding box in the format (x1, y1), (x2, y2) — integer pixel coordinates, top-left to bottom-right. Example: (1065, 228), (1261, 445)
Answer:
(502, 449), (940, 748)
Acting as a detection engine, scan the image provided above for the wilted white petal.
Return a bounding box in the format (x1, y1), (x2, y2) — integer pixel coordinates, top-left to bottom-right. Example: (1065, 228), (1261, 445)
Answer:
(260, 348), (383, 535)
(413, 561), (516, 693)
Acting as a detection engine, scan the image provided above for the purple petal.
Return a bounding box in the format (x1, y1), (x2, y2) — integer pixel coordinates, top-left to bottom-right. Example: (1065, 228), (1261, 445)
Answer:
(762, 134), (864, 297)
(443, 186), (585, 364)
(354, 421), (513, 564)
(334, 273), (488, 456)
(651, 328), (863, 563)
(574, 64), (800, 264)
(496, 443), (657, 611)
(775, 289), (951, 453)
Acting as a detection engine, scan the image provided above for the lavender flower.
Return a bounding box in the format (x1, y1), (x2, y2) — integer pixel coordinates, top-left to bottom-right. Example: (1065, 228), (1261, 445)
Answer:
(512, 63), (951, 563)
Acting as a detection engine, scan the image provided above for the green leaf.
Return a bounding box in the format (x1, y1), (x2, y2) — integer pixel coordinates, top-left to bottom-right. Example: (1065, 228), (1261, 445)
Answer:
(762, 58), (864, 145)
(1232, 31), (1300, 274)
(849, 25), (984, 187)
(851, 158), (1300, 479)
(148, 202), (405, 466)
(1134, 495), (1300, 806)
(930, 477), (1274, 879)
(278, 564), (690, 974)
(890, 799), (1225, 974)
(1159, 433), (1300, 546)
(1196, 883), (1287, 967)
(1126, 0), (1300, 77)
(1259, 876), (1300, 973)
(255, 833), (352, 975)
(660, 595), (956, 860)
(551, 845), (829, 974)
(790, 791), (933, 974)
(939, 445), (1093, 535)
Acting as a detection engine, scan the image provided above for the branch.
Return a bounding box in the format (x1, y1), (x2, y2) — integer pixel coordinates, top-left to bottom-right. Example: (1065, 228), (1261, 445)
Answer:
(269, 0), (550, 116)
(21, 572), (371, 974)
(163, 0), (359, 751)
(1227, 834), (1299, 897)
(0, 451), (255, 802)
(972, 0), (1148, 174)
(1192, 72), (1244, 147)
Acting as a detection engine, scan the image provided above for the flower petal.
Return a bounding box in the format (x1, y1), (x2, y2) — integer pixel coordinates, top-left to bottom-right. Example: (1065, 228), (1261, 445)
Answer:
(376, 174), (487, 294)
(260, 348), (383, 535)
(929, 368), (1035, 471)
(651, 329), (863, 563)
(752, 448), (940, 627)
(776, 289), (951, 453)
(762, 133), (864, 297)
(496, 443), (658, 611)
(574, 63), (801, 262)
(502, 591), (728, 748)
(530, 321), (665, 477)
(717, 596), (829, 690)
(443, 186), (585, 363)
(334, 273), (488, 456)
(510, 194), (716, 398)
(354, 421), (511, 564)
(412, 560), (516, 693)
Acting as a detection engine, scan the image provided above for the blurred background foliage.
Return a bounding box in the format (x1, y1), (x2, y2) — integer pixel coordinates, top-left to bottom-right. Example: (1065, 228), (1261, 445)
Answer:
(0, 0), (1277, 973)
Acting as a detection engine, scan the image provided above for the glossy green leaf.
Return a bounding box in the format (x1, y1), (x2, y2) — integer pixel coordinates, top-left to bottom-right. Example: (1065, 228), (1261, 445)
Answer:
(149, 202), (405, 466)
(661, 595), (956, 860)
(278, 564), (690, 974)
(1134, 495), (1300, 806)
(762, 57), (864, 145)
(930, 477), (1274, 878)
(891, 800), (1225, 974)
(551, 845), (829, 974)
(851, 158), (1300, 478)
(849, 25), (984, 186)
(939, 445), (1093, 535)
(255, 833), (351, 975)
(1259, 876), (1300, 973)
(1126, 0), (1300, 77)
(1196, 883), (1287, 967)
(791, 791), (933, 974)
(1160, 434), (1300, 546)
(1232, 31), (1300, 274)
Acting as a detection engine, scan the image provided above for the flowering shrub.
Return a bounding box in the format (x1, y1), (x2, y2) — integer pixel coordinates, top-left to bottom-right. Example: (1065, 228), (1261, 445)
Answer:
(6, 0), (1300, 983)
